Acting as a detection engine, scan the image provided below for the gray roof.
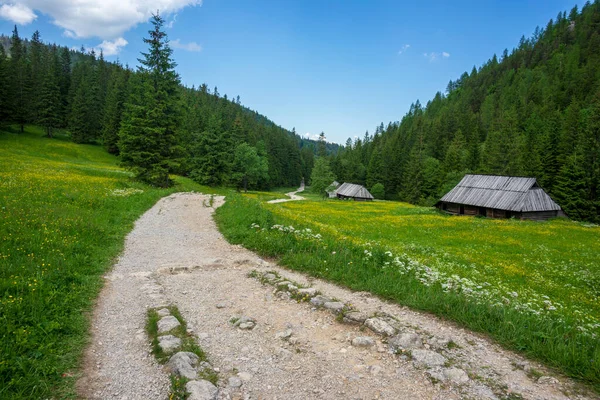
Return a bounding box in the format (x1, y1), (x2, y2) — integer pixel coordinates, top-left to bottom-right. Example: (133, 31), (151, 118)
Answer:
(336, 182), (374, 199)
(439, 175), (561, 212)
(330, 181), (340, 188)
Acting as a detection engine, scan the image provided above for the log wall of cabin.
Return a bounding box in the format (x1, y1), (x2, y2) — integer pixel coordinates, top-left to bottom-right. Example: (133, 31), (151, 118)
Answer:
(521, 211), (559, 221)
(464, 205), (478, 216)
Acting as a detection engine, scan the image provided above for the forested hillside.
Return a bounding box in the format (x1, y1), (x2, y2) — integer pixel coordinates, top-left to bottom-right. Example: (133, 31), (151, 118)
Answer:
(329, 2), (600, 222)
(0, 28), (327, 189)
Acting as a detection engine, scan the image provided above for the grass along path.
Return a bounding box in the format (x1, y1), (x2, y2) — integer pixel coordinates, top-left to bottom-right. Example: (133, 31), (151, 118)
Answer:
(215, 194), (600, 392)
(0, 127), (218, 398)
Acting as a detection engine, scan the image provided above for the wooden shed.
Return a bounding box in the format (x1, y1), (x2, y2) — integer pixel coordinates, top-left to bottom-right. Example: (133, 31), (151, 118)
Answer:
(436, 174), (566, 221)
(336, 183), (374, 201)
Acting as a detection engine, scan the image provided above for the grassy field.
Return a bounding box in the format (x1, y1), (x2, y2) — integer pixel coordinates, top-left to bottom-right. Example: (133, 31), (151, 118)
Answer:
(240, 190), (288, 202)
(0, 127), (217, 398)
(215, 194), (600, 390)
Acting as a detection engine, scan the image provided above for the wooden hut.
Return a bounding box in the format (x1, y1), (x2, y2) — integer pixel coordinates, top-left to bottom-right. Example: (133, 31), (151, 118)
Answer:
(336, 183), (374, 201)
(436, 174), (565, 221)
(326, 181), (340, 198)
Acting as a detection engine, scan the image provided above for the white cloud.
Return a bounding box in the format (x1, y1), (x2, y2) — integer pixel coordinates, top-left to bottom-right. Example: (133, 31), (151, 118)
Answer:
(171, 38), (201, 52)
(424, 51), (450, 62)
(304, 132), (320, 141)
(166, 13), (177, 28)
(0, 1), (201, 40)
(96, 37), (129, 56)
(0, 3), (36, 24)
(398, 44), (410, 55)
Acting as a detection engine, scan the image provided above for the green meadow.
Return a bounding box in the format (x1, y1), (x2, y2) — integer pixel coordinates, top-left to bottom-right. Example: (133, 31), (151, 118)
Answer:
(0, 127), (212, 398)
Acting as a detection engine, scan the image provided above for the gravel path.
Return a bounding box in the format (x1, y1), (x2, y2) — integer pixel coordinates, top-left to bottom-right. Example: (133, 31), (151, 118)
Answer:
(78, 193), (596, 400)
(268, 184), (305, 203)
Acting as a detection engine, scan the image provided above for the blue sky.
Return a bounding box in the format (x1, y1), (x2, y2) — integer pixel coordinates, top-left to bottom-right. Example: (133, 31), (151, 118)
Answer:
(0, 0), (586, 143)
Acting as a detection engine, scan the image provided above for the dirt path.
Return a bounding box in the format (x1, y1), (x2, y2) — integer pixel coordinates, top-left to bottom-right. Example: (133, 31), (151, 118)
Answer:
(268, 184), (305, 203)
(78, 193), (595, 400)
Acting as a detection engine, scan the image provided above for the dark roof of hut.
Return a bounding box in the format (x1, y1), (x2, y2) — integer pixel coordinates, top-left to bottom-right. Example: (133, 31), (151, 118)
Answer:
(438, 175), (561, 212)
(336, 183), (374, 199)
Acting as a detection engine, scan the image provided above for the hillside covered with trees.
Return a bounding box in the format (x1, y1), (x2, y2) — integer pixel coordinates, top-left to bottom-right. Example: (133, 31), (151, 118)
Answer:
(326, 2), (600, 222)
(0, 25), (331, 190)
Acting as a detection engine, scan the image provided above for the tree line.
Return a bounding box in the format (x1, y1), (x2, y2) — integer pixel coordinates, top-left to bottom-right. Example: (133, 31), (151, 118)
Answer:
(0, 20), (322, 190)
(315, 1), (600, 222)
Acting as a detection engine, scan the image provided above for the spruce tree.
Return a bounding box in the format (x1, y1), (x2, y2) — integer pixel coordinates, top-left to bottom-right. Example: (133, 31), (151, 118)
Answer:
(69, 61), (93, 143)
(9, 26), (28, 132)
(38, 49), (61, 137)
(29, 30), (43, 123)
(58, 47), (71, 127)
(366, 148), (384, 189)
(119, 13), (181, 187)
(189, 113), (231, 186)
(0, 46), (9, 126)
(554, 154), (593, 221)
(399, 147), (425, 204)
(102, 67), (129, 154)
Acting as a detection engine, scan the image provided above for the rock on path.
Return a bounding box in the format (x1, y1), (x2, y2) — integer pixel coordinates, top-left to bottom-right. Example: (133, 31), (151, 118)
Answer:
(78, 193), (596, 400)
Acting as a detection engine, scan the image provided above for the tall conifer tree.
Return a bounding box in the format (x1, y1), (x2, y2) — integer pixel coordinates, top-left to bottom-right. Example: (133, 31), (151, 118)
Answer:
(119, 13), (181, 187)
(38, 48), (61, 137)
(0, 46), (9, 126)
(9, 26), (28, 132)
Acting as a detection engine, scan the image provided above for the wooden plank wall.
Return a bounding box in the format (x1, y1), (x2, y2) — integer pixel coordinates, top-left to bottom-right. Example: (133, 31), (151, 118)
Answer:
(521, 211), (559, 221)
(464, 206), (478, 216)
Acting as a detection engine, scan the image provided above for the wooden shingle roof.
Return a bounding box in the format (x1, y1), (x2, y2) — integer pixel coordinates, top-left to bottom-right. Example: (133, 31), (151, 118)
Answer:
(439, 175), (561, 212)
(336, 183), (374, 199)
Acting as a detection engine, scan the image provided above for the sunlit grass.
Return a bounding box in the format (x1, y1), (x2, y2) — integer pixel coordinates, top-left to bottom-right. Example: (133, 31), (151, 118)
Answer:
(215, 194), (600, 391)
(0, 126), (214, 398)
(241, 190), (287, 202)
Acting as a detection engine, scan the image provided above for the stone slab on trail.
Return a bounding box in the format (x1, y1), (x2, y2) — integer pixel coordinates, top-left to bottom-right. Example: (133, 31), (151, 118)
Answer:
(78, 192), (596, 400)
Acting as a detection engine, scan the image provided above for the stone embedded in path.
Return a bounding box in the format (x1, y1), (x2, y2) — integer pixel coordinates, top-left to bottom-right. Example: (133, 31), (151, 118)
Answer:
(411, 349), (447, 368)
(323, 301), (345, 313)
(238, 372), (252, 382)
(157, 316), (181, 334)
(297, 287), (318, 297)
(426, 367), (469, 385)
(275, 329), (293, 340)
(276, 291), (291, 300)
(443, 368), (469, 384)
(233, 316), (256, 330)
(157, 308), (171, 317)
(186, 379), (218, 400)
(215, 303), (227, 309)
(310, 295), (332, 307)
(364, 318), (397, 337)
(263, 273), (277, 281)
(388, 333), (423, 352)
(239, 322), (255, 330)
(351, 336), (376, 347)
(167, 352), (200, 380)
(343, 311), (368, 324)
(537, 376), (559, 385)
(228, 376), (243, 388)
(158, 335), (182, 353)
